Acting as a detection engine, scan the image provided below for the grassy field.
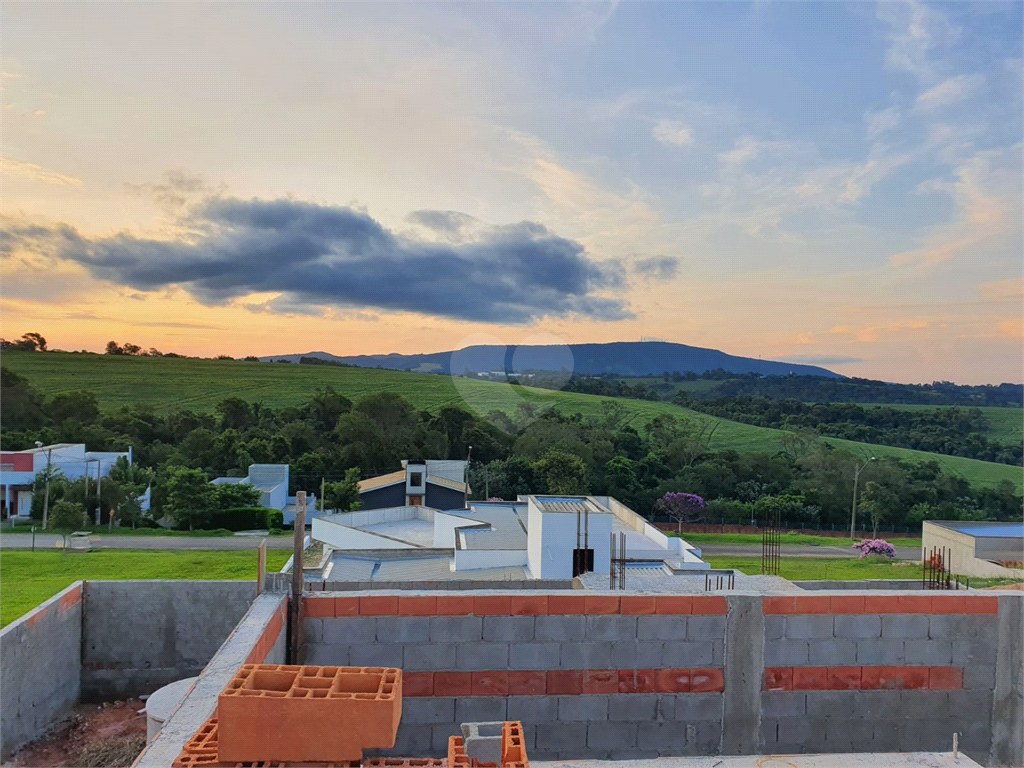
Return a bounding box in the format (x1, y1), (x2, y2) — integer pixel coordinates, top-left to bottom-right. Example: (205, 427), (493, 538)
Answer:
(5, 351), (1021, 490)
(676, 532), (923, 548)
(0, 549), (291, 627)
(706, 555), (924, 580)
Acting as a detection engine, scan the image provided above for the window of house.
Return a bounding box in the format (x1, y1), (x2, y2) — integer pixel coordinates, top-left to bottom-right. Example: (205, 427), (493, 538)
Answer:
(410, 472), (422, 486)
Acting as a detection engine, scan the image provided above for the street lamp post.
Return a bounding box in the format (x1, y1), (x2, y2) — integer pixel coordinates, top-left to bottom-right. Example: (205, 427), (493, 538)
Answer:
(850, 456), (877, 541)
(464, 446), (473, 508)
(35, 442), (53, 531)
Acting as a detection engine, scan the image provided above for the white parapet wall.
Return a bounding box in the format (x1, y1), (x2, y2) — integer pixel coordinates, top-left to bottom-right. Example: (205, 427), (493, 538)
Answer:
(453, 547), (530, 571)
(311, 516), (415, 550)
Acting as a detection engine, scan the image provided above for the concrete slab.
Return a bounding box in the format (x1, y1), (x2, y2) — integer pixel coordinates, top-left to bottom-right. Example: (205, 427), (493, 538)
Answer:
(532, 752), (981, 767)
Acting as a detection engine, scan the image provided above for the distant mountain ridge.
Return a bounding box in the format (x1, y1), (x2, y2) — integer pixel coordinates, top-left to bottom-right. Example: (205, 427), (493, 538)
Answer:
(260, 341), (844, 379)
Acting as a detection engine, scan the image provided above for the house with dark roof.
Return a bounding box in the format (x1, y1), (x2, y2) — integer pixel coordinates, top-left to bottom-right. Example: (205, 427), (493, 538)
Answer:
(357, 460), (468, 511)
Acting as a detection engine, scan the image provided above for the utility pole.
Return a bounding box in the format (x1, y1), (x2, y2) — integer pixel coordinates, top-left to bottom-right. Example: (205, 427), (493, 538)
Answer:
(850, 456), (877, 541)
(320, 477), (325, 514)
(37, 444), (52, 531)
(465, 446), (472, 508)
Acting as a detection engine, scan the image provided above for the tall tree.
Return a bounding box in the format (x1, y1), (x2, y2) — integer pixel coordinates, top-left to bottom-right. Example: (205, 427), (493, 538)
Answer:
(164, 467), (216, 531)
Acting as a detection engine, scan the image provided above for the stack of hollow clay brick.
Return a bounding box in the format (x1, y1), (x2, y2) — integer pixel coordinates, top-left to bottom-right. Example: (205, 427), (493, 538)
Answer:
(447, 723), (529, 768)
(170, 664), (528, 768)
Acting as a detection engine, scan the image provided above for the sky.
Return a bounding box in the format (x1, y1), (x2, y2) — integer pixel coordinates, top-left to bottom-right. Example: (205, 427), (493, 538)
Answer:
(1, 1), (1021, 385)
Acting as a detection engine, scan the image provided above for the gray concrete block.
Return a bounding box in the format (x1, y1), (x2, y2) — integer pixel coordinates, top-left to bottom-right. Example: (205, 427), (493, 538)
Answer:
(402, 697), (456, 724)
(963, 662), (996, 690)
(784, 615), (833, 639)
(608, 694), (672, 722)
(898, 716), (957, 752)
(952, 635), (998, 666)
(761, 691), (806, 718)
(507, 695), (557, 723)
(672, 693), (722, 722)
(824, 717), (875, 752)
(636, 615), (687, 641)
(429, 616), (482, 643)
(586, 722), (637, 750)
(661, 640), (714, 667)
(764, 615), (785, 640)
(905, 638), (953, 665)
(349, 643), (403, 668)
(461, 721), (504, 765)
(456, 696), (506, 723)
(535, 615), (585, 642)
(376, 616), (430, 644)
(711, 639), (725, 667)
(851, 690), (903, 719)
(900, 690), (948, 719)
(403, 643), (456, 671)
(807, 639), (857, 665)
(833, 614), (882, 639)
(301, 643), (349, 666)
(432, 723), (463, 754)
(508, 642), (560, 670)
(302, 618), (324, 643)
(535, 723), (587, 751)
(871, 722), (902, 752)
(763, 639), (809, 667)
(686, 616), (726, 640)
(804, 691), (857, 718)
(855, 639), (905, 665)
(881, 614), (929, 639)
(687, 721), (723, 754)
(558, 695), (609, 722)
(482, 616), (535, 643)
(455, 643), (509, 670)
(634, 641), (665, 667)
(947, 689), (993, 719)
(585, 615), (637, 641)
(759, 716), (819, 753)
(560, 642), (612, 669)
(609, 642), (637, 668)
(323, 616), (376, 644)
(636, 722), (687, 751)
(386, 724), (434, 757)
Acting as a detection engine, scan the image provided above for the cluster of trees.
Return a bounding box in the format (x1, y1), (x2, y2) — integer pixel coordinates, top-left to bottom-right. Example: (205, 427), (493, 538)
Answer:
(2, 366), (1021, 534)
(677, 396), (1023, 466)
(104, 341), (181, 357)
(1, 332), (47, 352)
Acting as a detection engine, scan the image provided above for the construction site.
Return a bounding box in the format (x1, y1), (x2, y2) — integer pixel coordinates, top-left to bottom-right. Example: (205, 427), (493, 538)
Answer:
(1, 494), (1022, 768)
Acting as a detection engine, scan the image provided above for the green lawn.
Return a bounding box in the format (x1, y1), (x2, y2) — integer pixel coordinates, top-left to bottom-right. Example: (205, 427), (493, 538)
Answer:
(5, 351), (1021, 490)
(705, 555), (924, 581)
(0, 549), (291, 628)
(675, 532), (922, 548)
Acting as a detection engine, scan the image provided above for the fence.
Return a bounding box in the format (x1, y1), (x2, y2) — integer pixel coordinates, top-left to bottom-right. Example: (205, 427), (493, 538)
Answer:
(652, 520), (921, 538)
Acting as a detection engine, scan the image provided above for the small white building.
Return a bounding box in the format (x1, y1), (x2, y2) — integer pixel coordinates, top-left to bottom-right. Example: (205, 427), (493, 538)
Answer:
(211, 464), (316, 525)
(922, 520), (1024, 579)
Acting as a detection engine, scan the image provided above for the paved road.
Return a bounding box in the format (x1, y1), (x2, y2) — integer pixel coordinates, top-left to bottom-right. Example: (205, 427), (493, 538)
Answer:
(0, 533), (296, 550)
(0, 533), (918, 559)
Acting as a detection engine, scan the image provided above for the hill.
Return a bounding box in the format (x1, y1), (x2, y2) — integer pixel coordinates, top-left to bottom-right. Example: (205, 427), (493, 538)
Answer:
(3, 351), (1020, 491)
(261, 341), (844, 378)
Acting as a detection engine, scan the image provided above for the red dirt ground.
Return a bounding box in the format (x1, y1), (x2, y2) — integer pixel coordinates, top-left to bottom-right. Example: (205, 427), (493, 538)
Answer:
(4, 699), (147, 768)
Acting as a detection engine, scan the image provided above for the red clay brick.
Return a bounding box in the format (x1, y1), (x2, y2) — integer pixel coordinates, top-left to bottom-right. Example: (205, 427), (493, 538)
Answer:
(471, 671), (509, 696)
(862, 665), (928, 690)
(303, 598), (334, 619)
(792, 666), (829, 690)
(690, 668), (725, 693)
(547, 670), (583, 695)
(584, 595), (620, 615)
(792, 595), (831, 614)
(508, 670), (547, 696)
(433, 671), (472, 697)
(762, 596), (797, 615)
(928, 667), (964, 690)
(829, 595), (865, 614)
(656, 668), (692, 693)
(691, 596), (728, 615)
(403, 672), (434, 697)
(548, 593), (586, 614)
(583, 669), (619, 694)
(655, 596), (692, 614)
(617, 668), (657, 694)
(764, 667), (794, 691)
(359, 595), (399, 615)
(826, 666), (862, 690)
(434, 596), (475, 615)
(335, 597), (360, 617)
(928, 594), (967, 614)
(863, 594), (898, 614)
(398, 596), (436, 616)
(963, 596), (999, 615)
(510, 594), (548, 616)
(474, 595), (512, 616)
(896, 594), (932, 613)
(619, 595), (657, 615)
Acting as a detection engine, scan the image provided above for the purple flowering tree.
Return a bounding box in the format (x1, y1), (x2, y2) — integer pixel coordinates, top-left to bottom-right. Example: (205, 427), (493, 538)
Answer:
(852, 539), (897, 559)
(486, 496), (504, 502)
(654, 492), (706, 534)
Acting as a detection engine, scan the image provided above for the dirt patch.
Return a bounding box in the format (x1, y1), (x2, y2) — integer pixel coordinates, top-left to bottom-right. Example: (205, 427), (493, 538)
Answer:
(5, 700), (147, 768)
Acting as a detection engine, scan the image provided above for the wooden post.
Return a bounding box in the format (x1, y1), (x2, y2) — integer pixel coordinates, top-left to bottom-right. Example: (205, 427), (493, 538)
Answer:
(289, 492), (306, 663)
(257, 538), (267, 595)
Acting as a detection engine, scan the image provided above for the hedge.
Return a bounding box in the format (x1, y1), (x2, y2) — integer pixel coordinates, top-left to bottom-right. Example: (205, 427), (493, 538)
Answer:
(208, 507), (268, 532)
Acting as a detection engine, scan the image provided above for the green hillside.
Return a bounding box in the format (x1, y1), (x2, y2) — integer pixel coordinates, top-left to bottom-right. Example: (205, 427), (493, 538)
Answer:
(859, 403), (1023, 447)
(4, 351), (1021, 490)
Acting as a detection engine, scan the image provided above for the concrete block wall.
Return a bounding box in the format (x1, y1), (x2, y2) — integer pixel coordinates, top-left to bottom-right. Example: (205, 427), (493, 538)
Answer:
(301, 590), (1022, 765)
(0, 582), (83, 758)
(81, 581), (256, 701)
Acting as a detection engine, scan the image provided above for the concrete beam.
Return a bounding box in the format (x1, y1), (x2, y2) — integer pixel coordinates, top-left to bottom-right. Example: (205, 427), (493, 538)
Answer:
(990, 593), (1023, 768)
(720, 595), (762, 755)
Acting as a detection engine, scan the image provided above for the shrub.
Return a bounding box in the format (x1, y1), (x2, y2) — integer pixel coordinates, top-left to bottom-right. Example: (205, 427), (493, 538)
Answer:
(853, 539), (897, 558)
(267, 510), (284, 530)
(206, 507), (268, 532)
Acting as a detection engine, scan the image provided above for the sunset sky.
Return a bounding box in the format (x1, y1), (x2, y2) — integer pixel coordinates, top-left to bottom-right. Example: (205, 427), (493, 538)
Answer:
(2, 1), (1021, 385)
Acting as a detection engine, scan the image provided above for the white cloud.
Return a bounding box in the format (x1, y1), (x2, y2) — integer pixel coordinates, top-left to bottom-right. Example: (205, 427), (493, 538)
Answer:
(652, 119), (694, 147)
(915, 74), (984, 111)
(864, 105), (901, 138)
(878, 0), (960, 82)
(0, 156), (80, 186)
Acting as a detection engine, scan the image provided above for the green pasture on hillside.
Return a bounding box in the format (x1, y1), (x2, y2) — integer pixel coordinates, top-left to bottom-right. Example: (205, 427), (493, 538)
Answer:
(4, 351), (1021, 491)
(858, 403), (1023, 447)
(0, 549), (291, 628)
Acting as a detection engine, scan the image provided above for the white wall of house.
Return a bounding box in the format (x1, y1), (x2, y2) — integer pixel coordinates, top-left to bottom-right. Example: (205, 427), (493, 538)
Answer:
(453, 547), (529, 571)
(311, 517), (415, 550)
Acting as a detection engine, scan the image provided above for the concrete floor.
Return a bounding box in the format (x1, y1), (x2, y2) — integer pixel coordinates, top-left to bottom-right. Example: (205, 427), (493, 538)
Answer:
(533, 753), (980, 768)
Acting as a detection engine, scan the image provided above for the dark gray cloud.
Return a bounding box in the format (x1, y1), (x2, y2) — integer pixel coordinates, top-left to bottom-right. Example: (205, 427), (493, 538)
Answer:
(4, 197), (630, 324)
(125, 170), (226, 207)
(633, 256), (679, 280)
(780, 354), (864, 366)
(407, 210), (478, 237)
